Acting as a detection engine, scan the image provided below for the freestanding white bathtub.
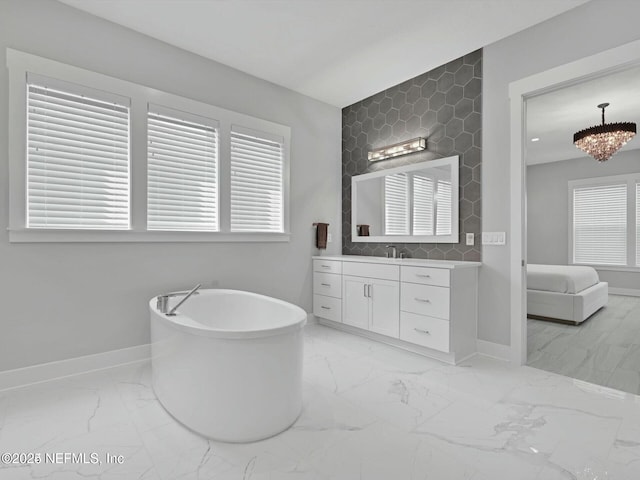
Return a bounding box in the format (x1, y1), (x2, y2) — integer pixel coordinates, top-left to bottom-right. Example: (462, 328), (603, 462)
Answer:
(149, 289), (306, 443)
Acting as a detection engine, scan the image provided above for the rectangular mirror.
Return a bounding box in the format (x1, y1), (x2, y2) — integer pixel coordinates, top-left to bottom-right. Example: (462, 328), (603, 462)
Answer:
(352, 155), (459, 243)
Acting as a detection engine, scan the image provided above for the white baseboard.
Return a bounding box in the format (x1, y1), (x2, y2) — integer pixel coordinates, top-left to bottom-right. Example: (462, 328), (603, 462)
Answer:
(609, 288), (640, 297)
(0, 344), (151, 392)
(476, 339), (511, 361)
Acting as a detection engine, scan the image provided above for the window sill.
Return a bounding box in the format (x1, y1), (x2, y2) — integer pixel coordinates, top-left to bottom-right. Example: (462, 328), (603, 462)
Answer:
(8, 229), (291, 244)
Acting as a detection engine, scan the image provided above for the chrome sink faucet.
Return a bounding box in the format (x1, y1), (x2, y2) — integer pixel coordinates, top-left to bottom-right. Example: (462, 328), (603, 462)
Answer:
(386, 245), (397, 259)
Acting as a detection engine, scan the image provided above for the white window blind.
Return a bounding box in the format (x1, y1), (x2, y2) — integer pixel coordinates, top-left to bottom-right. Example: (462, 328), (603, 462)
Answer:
(385, 173), (409, 235)
(573, 183), (627, 266)
(436, 180), (452, 236)
(412, 175), (434, 235)
(26, 79), (130, 229)
(147, 107), (218, 231)
(230, 127), (284, 232)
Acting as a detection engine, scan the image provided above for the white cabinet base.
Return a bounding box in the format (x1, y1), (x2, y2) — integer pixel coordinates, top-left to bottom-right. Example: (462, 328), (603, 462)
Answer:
(317, 318), (475, 366)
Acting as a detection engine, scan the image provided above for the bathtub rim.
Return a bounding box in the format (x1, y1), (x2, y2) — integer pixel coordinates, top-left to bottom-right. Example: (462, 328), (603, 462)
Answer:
(149, 289), (307, 339)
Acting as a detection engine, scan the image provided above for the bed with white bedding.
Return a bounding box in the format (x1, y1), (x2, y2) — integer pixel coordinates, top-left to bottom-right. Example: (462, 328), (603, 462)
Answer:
(527, 264), (608, 324)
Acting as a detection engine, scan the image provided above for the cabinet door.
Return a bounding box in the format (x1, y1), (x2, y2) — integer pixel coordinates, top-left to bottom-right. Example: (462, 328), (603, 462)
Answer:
(342, 275), (369, 329)
(369, 278), (400, 337)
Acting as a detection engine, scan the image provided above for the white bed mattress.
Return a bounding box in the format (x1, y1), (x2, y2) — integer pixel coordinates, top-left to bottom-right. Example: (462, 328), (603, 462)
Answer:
(527, 264), (600, 294)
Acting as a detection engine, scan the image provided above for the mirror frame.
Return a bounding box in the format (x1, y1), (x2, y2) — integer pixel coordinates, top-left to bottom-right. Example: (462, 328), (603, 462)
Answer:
(351, 155), (459, 243)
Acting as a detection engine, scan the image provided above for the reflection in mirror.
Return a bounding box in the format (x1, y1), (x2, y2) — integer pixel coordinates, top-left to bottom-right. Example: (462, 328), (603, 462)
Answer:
(352, 155), (459, 243)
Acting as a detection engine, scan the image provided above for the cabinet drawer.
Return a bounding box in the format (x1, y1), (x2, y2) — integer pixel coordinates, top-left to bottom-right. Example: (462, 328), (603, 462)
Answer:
(343, 261), (399, 281)
(313, 259), (342, 274)
(313, 272), (341, 298)
(313, 295), (342, 322)
(400, 312), (450, 352)
(401, 266), (450, 287)
(401, 282), (450, 320)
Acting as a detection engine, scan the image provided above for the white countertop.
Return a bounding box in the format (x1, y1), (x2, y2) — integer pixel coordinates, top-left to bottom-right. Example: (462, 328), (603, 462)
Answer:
(312, 255), (481, 269)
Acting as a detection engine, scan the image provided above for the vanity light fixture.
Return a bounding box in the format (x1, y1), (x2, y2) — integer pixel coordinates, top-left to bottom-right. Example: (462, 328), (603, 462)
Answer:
(368, 137), (426, 162)
(573, 103), (636, 162)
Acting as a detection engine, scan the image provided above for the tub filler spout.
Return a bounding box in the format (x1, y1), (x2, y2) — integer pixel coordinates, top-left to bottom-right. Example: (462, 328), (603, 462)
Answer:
(157, 283), (201, 316)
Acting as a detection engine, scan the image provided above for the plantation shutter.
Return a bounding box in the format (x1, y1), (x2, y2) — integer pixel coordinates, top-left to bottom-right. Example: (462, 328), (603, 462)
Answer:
(412, 174), (434, 235)
(573, 183), (627, 265)
(147, 106), (218, 231)
(436, 180), (452, 236)
(384, 173), (409, 235)
(230, 126), (284, 232)
(26, 76), (130, 229)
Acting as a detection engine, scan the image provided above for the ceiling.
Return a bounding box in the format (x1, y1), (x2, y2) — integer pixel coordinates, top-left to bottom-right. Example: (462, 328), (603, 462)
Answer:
(58, 0), (588, 107)
(526, 65), (640, 165)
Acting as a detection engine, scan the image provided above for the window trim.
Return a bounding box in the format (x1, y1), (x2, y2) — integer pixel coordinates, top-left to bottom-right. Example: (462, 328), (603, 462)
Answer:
(568, 173), (639, 270)
(7, 48), (290, 243)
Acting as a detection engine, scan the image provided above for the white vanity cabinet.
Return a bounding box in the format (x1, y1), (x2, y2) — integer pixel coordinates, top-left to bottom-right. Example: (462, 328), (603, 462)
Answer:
(312, 255), (480, 364)
(342, 262), (400, 337)
(312, 259), (342, 322)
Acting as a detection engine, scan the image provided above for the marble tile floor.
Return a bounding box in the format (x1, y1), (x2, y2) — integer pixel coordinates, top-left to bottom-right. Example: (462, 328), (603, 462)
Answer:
(528, 294), (640, 396)
(1, 323), (640, 479)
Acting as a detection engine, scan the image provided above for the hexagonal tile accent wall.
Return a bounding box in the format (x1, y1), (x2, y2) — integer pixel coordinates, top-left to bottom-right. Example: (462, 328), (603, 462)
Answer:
(342, 49), (482, 261)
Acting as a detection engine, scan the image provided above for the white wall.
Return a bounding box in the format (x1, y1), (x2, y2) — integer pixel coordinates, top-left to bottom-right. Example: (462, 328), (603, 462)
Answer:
(527, 150), (640, 290)
(481, 0), (640, 346)
(0, 0), (341, 371)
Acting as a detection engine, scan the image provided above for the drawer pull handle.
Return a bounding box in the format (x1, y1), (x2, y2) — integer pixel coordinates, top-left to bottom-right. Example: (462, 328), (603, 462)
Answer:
(321, 306), (331, 310)
(416, 274), (431, 278)
(321, 283), (331, 287)
(414, 297), (431, 303)
(321, 265), (331, 269)
(414, 328), (431, 335)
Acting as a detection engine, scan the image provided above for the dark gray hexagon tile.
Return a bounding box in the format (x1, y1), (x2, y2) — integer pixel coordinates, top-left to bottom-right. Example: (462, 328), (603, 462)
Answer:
(392, 91), (406, 109)
(445, 86), (464, 106)
(372, 112), (386, 130)
(463, 112), (481, 134)
(454, 97), (473, 120)
(454, 64), (474, 86)
(413, 97), (429, 117)
(421, 79), (437, 98)
(437, 72), (454, 92)
(379, 96), (393, 114)
(392, 120), (406, 136)
(463, 181), (481, 202)
(406, 85), (421, 104)
(341, 49), (482, 261)
(454, 132), (473, 152)
(436, 105), (454, 124)
(464, 78), (481, 100)
(406, 115), (421, 135)
(445, 118), (463, 139)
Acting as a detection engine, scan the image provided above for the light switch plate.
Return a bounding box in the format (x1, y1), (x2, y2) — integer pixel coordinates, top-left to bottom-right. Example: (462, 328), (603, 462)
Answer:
(482, 232), (507, 245)
(466, 233), (474, 245)
(327, 233), (333, 243)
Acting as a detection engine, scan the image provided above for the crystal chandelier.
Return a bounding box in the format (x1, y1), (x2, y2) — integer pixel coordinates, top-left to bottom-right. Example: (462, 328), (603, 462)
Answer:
(573, 103), (636, 162)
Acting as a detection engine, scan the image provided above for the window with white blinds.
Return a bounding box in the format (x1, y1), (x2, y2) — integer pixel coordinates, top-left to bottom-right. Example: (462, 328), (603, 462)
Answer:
(572, 183), (627, 266)
(385, 173), (409, 235)
(147, 107), (218, 231)
(26, 79), (130, 229)
(230, 127), (284, 233)
(412, 175), (433, 235)
(436, 180), (452, 236)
